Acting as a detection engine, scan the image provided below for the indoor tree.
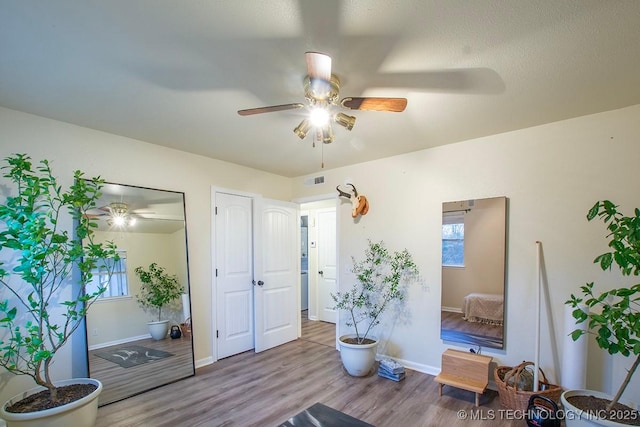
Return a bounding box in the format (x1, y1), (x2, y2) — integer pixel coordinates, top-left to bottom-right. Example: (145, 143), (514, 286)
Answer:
(566, 200), (640, 413)
(332, 239), (420, 344)
(135, 262), (184, 322)
(0, 153), (119, 408)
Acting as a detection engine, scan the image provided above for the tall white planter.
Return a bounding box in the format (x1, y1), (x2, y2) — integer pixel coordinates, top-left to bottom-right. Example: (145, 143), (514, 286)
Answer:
(148, 320), (169, 340)
(338, 334), (378, 377)
(561, 389), (639, 427)
(0, 378), (102, 427)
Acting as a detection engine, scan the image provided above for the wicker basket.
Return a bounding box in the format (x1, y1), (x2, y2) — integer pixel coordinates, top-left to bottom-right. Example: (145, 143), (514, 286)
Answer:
(180, 317), (192, 339)
(494, 362), (562, 412)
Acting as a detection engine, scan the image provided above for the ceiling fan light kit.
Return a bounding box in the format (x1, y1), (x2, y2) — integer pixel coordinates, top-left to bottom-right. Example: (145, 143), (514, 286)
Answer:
(238, 51), (407, 166)
(293, 119), (312, 139)
(108, 216), (136, 228)
(107, 202), (136, 228)
(320, 126), (333, 144)
(309, 107), (330, 127)
(334, 112), (356, 131)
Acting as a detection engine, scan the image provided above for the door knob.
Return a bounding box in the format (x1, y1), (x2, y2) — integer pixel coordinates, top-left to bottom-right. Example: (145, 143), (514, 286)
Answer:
(257, 280), (264, 286)
(318, 270), (324, 275)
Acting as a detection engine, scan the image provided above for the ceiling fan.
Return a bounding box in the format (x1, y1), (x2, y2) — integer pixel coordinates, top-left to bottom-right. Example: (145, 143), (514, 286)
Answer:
(84, 202), (142, 228)
(237, 52), (408, 145)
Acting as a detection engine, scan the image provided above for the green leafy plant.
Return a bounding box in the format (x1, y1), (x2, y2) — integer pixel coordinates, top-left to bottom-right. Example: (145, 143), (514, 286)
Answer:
(0, 153), (119, 403)
(331, 240), (420, 344)
(134, 263), (183, 321)
(566, 200), (640, 411)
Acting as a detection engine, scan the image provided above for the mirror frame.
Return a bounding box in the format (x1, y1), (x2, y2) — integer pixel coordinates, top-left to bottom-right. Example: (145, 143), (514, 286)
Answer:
(440, 196), (507, 350)
(82, 181), (194, 406)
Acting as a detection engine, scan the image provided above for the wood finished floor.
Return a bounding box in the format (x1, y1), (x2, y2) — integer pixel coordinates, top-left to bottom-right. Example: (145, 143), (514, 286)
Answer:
(96, 312), (522, 427)
(441, 311), (503, 340)
(89, 336), (194, 406)
(299, 309), (337, 348)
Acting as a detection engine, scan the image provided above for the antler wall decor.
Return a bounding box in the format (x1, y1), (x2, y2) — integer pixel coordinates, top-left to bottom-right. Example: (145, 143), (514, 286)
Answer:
(336, 183), (369, 218)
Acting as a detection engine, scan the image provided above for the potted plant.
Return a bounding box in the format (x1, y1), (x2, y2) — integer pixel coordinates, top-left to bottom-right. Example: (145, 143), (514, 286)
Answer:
(564, 200), (640, 426)
(331, 240), (419, 376)
(0, 154), (119, 427)
(134, 263), (184, 340)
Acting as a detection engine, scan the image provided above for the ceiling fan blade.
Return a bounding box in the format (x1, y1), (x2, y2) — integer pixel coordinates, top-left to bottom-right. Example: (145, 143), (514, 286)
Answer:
(340, 97), (408, 112)
(237, 103), (304, 116)
(305, 51), (332, 81)
(85, 207), (108, 216)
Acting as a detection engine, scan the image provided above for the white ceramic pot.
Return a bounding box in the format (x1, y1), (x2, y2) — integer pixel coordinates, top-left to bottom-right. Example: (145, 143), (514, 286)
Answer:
(338, 334), (378, 377)
(561, 389), (639, 427)
(148, 319), (169, 340)
(0, 378), (102, 427)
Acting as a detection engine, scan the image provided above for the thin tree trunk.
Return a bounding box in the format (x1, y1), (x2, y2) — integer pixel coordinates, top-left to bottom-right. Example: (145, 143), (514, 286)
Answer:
(606, 353), (640, 412)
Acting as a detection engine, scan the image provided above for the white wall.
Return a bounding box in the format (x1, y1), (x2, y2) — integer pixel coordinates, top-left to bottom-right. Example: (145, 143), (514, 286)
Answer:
(0, 106), (291, 403)
(2, 103), (640, 407)
(87, 229), (187, 348)
(291, 104), (640, 405)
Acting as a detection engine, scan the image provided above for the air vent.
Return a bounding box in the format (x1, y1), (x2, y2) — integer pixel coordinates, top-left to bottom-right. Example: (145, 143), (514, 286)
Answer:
(304, 176), (325, 186)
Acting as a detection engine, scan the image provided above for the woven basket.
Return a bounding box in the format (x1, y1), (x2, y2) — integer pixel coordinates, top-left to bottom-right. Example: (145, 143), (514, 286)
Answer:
(180, 317), (192, 339)
(494, 362), (562, 412)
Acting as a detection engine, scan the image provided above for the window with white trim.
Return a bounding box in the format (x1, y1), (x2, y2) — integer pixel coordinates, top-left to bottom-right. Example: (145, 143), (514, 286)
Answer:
(442, 212), (464, 267)
(87, 251), (129, 299)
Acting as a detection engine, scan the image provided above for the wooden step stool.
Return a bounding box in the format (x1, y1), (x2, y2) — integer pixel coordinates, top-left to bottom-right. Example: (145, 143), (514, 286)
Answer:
(434, 349), (492, 406)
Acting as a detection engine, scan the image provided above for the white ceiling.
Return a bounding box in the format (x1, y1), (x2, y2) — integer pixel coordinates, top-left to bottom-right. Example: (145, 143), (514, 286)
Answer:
(2, 1), (640, 177)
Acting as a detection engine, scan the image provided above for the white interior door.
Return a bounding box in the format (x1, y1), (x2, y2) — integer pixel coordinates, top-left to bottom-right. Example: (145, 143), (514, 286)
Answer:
(215, 193), (254, 359)
(253, 198), (299, 353)
(317, 207), (337, 323)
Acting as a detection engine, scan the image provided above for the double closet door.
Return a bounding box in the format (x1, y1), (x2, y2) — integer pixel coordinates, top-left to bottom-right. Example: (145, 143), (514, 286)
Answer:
(214, 192), (299, 359)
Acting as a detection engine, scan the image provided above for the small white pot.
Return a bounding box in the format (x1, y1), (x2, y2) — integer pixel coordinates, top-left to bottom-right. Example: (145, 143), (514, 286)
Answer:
(0, 378), (102, 427)
(338, 334), (378, 377)
(561, 389), (639, 427)
(148, 319), (170, 340)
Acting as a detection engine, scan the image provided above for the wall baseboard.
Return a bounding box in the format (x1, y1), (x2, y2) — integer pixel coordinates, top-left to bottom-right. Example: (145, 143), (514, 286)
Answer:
(88, 334), (150, 351)
(195, 356), (214, 369)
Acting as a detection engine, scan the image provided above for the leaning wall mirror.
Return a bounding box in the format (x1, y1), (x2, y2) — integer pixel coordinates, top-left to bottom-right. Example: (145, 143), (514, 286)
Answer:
(440, 196), (507, 349)
(84, 182), (194, 406)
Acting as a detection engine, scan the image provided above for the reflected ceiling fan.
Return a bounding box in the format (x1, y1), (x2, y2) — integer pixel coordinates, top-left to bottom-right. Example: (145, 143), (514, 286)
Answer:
(86, 201), (169, 228)
(237, 51), (407, 145)
(84, 202), (143, 228)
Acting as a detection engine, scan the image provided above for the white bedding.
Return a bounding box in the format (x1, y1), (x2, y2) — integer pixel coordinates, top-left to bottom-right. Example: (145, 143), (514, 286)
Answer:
(462, 292), (504, 325)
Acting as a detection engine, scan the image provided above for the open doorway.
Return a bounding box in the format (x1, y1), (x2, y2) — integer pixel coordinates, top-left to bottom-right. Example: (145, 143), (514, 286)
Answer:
(299, 199), (337, 347)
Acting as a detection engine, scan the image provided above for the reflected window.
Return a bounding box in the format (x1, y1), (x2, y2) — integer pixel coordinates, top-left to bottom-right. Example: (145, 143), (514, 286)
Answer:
(442, 213), (464, 267)
(87, 251), (129, 299)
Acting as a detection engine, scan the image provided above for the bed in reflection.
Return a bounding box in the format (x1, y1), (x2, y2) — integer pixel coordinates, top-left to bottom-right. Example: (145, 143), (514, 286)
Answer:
(462, 292), (504, 326)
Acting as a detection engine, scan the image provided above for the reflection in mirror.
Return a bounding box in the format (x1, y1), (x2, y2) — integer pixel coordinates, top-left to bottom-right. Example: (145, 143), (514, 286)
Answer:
(84, 182), (194, 406)
(440, 196), (507, 349)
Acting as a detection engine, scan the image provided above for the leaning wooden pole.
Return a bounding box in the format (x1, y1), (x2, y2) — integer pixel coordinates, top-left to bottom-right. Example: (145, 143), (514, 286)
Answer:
(533, 241), (542, 392)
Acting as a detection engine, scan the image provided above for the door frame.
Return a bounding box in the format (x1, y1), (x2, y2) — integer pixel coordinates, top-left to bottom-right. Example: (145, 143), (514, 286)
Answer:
(294, 193), (340, 348)
(211, 188), (339, 363)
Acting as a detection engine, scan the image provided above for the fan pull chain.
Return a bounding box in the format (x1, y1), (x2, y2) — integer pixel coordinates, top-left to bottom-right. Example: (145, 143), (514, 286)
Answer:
(321, 141), (324, 168)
